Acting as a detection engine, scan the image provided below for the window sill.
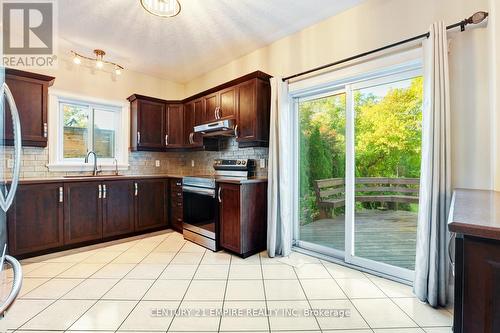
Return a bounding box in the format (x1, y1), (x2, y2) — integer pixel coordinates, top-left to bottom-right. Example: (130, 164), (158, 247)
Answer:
(47, 163), (129, 173)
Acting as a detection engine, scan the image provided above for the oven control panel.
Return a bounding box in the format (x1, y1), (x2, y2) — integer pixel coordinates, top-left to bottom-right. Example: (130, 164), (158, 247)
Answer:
(213, 159), (256, 170)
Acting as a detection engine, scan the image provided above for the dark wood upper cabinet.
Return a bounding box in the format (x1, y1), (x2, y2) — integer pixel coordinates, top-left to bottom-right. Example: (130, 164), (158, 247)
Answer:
(4, 69), (55, 147)
(129, 95), (166, 151)
(129, 71), (272, 150)
(218, 182), (268, 257)
(7, 183), (64, 256)
(219, 86), (236, 120)
(165, 103), (184, 148)
(204, 93), (219, 123)
(236, 78), (271, 146)
(135, 179), (168, 232)
(63, 181), (103, 245)
(183, 99), (204, 147)
(102, 180), (135, 238)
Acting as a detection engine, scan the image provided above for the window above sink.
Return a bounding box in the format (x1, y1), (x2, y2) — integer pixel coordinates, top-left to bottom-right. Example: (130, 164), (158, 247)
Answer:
(47, 90), (130, 172)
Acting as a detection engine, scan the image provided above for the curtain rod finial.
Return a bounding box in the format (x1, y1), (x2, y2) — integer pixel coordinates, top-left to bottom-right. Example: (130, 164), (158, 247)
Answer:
(468, 11), (488, 25)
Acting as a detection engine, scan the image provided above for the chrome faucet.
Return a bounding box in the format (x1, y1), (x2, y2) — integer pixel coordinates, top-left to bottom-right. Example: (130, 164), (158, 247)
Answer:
(84, 151), (101, 176)
(113, 158), (119, 176)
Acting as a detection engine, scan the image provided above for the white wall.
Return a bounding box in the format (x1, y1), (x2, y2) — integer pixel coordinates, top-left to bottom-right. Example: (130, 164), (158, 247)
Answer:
(491, 0), (500, 191)
(31, 56), (186, 102)
(184, 0), (493, 190)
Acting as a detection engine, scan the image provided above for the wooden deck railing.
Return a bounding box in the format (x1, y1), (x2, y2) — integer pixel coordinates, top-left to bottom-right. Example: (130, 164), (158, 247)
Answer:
(314, 177), (420, 216)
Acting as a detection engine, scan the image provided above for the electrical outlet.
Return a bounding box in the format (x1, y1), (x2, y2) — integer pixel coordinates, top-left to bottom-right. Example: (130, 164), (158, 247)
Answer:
(155, 160), (160, 167)
(260, 159), (266, 168)
(7, 159), (13, 169)
(191, 160), (195, 167)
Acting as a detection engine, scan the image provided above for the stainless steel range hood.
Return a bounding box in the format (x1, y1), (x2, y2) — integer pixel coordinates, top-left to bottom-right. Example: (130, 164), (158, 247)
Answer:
(194, 119), (235, 137)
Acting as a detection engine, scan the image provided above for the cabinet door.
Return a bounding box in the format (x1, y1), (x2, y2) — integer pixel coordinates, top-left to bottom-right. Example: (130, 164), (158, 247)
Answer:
(463, 237), (500, 333)
(102, 180), (135, 238)
(166, 104), (184, 148)
(193, 99), (204, 146)
(135, 179), (167, 231)
(137, 99), (165, 149)
(183, 101), (195, 146)
(219, 183), (241, 253)
(219, 87), (237, 120)
(204, 93), (219, 122)
(64, 182), (103, 245)
(4, 74), (49, 147)
(236, 80), (257, 142)
(7, 183), (64, 256)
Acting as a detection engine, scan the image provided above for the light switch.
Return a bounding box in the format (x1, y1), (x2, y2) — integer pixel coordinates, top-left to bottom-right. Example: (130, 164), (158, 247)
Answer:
(191, 160), (195, 167)
(155, 160), (160, 167)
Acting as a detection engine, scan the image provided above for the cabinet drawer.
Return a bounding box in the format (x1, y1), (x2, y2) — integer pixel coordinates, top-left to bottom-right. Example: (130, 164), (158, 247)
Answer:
(171, 190), (183, 200)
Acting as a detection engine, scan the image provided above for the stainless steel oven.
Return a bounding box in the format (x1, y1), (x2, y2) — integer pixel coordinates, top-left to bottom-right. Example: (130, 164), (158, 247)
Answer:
(182, 177), (219, 251)
(182, 159), (256, 251)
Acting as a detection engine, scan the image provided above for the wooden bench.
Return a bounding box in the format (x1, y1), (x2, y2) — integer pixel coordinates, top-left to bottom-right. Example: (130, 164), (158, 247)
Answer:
(314, 177), (420, 218)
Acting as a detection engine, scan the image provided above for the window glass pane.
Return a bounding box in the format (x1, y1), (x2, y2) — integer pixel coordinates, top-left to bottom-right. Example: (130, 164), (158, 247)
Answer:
(63, 103), (89, 158)
(93, 108), (116, 159)
(298, 93), (346, 252)
(353, 76), (423, 270)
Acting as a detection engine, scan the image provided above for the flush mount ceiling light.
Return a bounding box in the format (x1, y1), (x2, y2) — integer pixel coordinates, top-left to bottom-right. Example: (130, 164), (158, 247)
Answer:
(71, 49), (124, 76)
(140, 0), (181, 18)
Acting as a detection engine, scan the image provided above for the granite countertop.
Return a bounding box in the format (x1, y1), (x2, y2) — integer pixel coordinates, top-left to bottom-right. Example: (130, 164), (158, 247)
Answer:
(16, 174), (268, 185)
(448, 189), (500, 241)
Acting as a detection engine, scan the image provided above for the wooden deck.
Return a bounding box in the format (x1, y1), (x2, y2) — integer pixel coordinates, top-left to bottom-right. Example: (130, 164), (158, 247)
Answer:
(299, 210), (417, 270)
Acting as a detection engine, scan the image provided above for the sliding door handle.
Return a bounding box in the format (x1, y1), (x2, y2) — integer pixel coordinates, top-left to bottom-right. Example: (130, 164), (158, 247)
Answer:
(59, 187), (63, 203)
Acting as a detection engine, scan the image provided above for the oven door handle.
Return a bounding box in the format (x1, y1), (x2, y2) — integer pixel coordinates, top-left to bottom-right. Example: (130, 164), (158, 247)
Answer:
(182, 186), (216, 198)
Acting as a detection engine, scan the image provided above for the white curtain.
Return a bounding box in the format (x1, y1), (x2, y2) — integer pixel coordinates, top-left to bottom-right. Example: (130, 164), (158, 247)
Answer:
(267, 77), (293, 257)
(413, 22), (452, 307)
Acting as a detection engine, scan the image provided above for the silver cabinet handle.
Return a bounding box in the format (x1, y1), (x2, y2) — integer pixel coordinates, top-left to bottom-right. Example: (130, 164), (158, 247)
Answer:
(217, 106), (221, 119)
(218, 187), (222, 203)
(0, 255), (23, 316)
(0, 83), (21, 213)
(165, 134), (169, 146)
(234, 125), (239, 138)
(98, 184), (102, 199)
(103, 184), (107, 199)
(137, 132), (141, 144)
(190, 132), (194, 144)
(134, 182), (138, 196)
(59, 187), (63, 203)
(449, 232), (456, 276)
(43, 122), (48, 138)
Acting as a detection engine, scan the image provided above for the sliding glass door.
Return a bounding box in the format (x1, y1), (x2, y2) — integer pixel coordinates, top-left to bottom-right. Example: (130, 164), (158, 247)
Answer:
(295, 67), (423, 281)
(297, 90), (346, 256)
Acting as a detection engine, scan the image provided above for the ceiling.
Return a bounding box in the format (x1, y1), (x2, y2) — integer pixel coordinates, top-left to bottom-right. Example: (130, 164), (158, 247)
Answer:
(58, 0), (363, 83)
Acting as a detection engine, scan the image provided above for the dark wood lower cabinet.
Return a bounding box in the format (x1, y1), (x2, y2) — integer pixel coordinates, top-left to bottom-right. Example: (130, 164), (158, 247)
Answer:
(7, 183), (64, 256)
(102, 180), (135, 238)
(170, 178), (183, 233)
(135, 179), (168, 232)
(219, 182), (267, 257)
(453, 235), (500, 333)
(63, 181), (103, 245)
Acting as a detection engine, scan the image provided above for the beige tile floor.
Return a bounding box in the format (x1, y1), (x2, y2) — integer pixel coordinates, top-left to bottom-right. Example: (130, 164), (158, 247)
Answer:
(1, 230), (453, 332)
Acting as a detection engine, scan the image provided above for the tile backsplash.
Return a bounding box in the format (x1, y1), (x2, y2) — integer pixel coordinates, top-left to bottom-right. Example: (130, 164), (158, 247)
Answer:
(4, 137), (268, 179)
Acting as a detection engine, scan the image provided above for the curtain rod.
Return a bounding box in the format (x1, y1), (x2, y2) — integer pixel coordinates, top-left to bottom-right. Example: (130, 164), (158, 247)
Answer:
(282, 11), (489, 82)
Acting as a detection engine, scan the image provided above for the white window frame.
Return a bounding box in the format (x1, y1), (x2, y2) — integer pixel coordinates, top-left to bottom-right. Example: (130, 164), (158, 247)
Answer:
(290, 48), (423, 282)
(47, 90), (130, 172)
